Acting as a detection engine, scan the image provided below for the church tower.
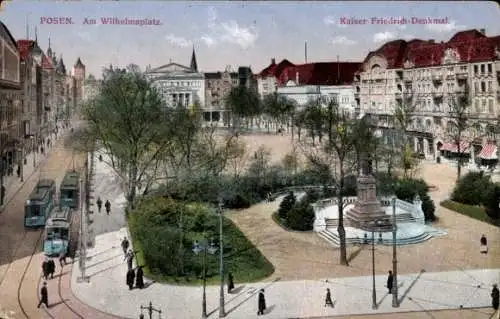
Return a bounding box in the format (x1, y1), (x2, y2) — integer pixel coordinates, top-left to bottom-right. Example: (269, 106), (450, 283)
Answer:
(72, 57), (86, 103)
(190, 46), (198, 72)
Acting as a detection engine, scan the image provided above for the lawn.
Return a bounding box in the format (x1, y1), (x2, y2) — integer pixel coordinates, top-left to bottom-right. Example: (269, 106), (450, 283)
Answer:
(127, 196), (275, 285)
(440, 200), (500, 226)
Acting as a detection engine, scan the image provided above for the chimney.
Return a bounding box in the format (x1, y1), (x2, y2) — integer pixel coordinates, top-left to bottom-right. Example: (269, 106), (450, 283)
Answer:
(428, 39), (435, 43)
(295, 72), (299, 85)
(479, 28), (486, 35)
(271, 58), (276, 64)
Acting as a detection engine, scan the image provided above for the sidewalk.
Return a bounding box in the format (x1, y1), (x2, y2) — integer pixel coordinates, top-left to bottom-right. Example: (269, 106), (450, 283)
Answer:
(70, 154), (500, 319)
(0, 126), (71, 212)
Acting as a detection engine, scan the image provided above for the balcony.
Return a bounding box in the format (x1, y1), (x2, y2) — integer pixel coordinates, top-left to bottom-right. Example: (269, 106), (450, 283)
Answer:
(431, 72), (442, 82)
(354, 92), (359, 99)
(432, 91), (443, 98)
(456, 71), (468, 80)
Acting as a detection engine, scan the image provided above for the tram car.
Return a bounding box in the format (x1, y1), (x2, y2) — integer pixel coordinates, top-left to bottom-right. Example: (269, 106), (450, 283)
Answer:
(59, 170), (80, 209)
(24, 179), (56, 228)
(43, 207), (72, 256)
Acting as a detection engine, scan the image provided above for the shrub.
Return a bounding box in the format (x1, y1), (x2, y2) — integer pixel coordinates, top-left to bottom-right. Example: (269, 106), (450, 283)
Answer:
(285, 200), (315, 231)
(341, 175), (357, 197)
(375, 172), (398, 196)
(451, 171), (492, 205)
(484, 183), (500, 220)
(394, 178), (435, 222)
(441, 199), (498, 226)
(278, 191), (296, 219)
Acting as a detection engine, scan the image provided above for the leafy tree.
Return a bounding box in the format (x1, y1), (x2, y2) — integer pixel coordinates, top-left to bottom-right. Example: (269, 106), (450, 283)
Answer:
(451, 171), (492, 205)
(393, 95), (418, 177)
(394, 178), (435, 221)
(447, 84), (471, 180)
(225, 86), (261, 130)
(485, 183), (500, 220)
(278, 191), (296, 220)
(304, 101), (324, 146)
(286, 200), (315, 231)
(82, 66), (171, 208)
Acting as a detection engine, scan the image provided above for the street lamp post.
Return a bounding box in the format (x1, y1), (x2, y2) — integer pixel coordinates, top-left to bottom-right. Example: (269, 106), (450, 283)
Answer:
(218, 199), (226, 318)
(192, 236), (217, 319)
(371, 229), (377, 310)
(391, 197), (399, 307)
(139, 301), (162, 319)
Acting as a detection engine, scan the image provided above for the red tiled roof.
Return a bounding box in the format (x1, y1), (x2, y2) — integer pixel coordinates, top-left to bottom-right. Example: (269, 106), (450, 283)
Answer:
(258, 59), (361, 86)
(16, 40), (35, 61)
(363, 29), (500, 70)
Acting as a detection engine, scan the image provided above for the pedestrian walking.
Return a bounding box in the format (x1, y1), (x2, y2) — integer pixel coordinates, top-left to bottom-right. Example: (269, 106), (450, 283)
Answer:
(42, 258), (50, 280)
(480, 234), (488, 254)
(121, 237), (129, 256)
(37, 282), (49, 308)
(227, 272), (235, 293)
(125, 249), (134, 270)
(325, 288), (334, 307)
(59, 250), (67, 267)
(48, 258), (56, 279)
(16, 165), (20, 178)
(492, 284), (499, 311)
(387, 270), (394, 294)
(105, 200), (111, 215)
(135, 266), (144, 289)
(96, 197), (103, 213)
(126, 268), (135, 290)
(257, 288), (266, 315)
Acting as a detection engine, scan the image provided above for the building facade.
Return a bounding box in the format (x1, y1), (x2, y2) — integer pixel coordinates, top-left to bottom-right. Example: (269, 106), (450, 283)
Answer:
(258, 58), (361, 114)
(0, 21), (22, 180)
(356, 29), (500, 160)
(145, 48), (205, 108)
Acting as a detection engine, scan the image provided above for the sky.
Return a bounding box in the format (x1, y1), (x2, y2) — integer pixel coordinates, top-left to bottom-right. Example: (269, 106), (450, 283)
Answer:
(1, 1), (499, 78)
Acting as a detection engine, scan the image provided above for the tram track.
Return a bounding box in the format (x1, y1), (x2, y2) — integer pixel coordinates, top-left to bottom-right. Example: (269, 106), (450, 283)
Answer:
(0, 138), (83, 319)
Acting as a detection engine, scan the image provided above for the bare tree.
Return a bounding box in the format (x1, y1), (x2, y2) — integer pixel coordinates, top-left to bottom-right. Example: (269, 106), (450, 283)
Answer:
(447, 84), (471, 180)
(299, 104), (356, 266)
(393, 94), (418, 178)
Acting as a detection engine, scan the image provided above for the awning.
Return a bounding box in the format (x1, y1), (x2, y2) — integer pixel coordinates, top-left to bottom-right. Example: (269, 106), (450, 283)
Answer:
(448, 141), (470, 153)
(439, 142), (453, 151)
(477, 143), (498, 160)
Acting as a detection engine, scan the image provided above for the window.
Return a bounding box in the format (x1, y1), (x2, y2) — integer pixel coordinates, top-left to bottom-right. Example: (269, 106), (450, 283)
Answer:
(474, 82), (479, 93)
(487, 64), (492, 74)
(474, 99), (480, 113)
(481, 82), (486, 92)
(488, 81), (492, 92)
(480, 64), (485, 74)
(474, 65), (478, 74)
(482, 99), (487, 112)
(488, 99), (494, 113)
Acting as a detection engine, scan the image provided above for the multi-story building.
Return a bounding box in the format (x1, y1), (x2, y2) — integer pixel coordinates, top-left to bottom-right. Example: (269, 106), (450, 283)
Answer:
(258, 58), (361, 114)
(145, 48), (205, 108)
(203, 66), (257, 125)
(72, 57), (85, 103)
(0, 21), (22, 180)
(356, 28), (500, 160)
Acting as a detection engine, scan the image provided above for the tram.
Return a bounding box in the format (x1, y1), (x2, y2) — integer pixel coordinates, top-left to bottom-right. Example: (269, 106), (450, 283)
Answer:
(59, 170), (80, 209)
(43, 207), (72, 256)
(24, 179), (56, 228)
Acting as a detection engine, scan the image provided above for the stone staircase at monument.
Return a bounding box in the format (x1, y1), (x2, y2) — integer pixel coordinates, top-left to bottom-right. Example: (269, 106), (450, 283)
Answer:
(324, 212), (416, 228)
(318, 228), (432, 246)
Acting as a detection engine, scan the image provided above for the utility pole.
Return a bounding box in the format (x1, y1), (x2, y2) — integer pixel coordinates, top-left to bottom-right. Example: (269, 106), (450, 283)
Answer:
(392, 197), (399, 307)
(77, 156), (89, 283)
(218, 199), (226, 317)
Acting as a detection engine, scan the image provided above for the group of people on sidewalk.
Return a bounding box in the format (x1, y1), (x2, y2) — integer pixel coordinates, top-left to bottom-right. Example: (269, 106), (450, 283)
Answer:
(96, 196), (112, 215)
(121, 237), (145, 290)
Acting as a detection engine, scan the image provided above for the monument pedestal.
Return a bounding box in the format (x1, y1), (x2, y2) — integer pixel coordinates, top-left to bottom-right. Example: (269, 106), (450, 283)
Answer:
(346, 174), (392, 230)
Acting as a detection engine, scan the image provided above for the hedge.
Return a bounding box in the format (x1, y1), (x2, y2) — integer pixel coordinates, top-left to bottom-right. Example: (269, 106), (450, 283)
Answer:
(440, 200), (499, 226)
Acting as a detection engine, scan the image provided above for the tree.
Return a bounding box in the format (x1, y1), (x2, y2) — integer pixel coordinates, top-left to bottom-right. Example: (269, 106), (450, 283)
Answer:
(278, 191), (296, 220)
(303, 101), (324, 146)
(447, 84), (471, 180)
(225, 86), (261, 131)
(262, 93), (296, 137)
(393, 95), (417, 178)
(82, 66), (172, 208)
(299, 102), (356, 266)
(485, 183), (500, 220)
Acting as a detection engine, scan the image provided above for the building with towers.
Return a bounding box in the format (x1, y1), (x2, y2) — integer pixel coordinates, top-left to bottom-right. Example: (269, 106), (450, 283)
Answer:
(144, 46), (205, 108)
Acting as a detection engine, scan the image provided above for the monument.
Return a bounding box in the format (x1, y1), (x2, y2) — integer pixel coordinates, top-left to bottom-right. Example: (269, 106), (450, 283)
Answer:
(346, 159), (392, 230)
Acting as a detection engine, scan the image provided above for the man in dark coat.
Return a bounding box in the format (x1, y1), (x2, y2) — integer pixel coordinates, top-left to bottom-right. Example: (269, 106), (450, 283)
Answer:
(325, 288), (334, 307)
(135, 266), (144, 289)
(387, 270), (394, 294)
(492, 284), (499, 311)
(125, 250), (134, 270)
(59, 250), (67, 267)
(121, 237), (129, 256)
(42, 259), (50, 280)
(48, 259), (56, 279)
(105, 200), (111, 215)
(480, 234), (488, 254)
(37, 282), (49, 308)
(126, 268), (135, 290)
(257, 289), (266, 315)
(96, 197), (103, 213)
(227, 272), (235, 293)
